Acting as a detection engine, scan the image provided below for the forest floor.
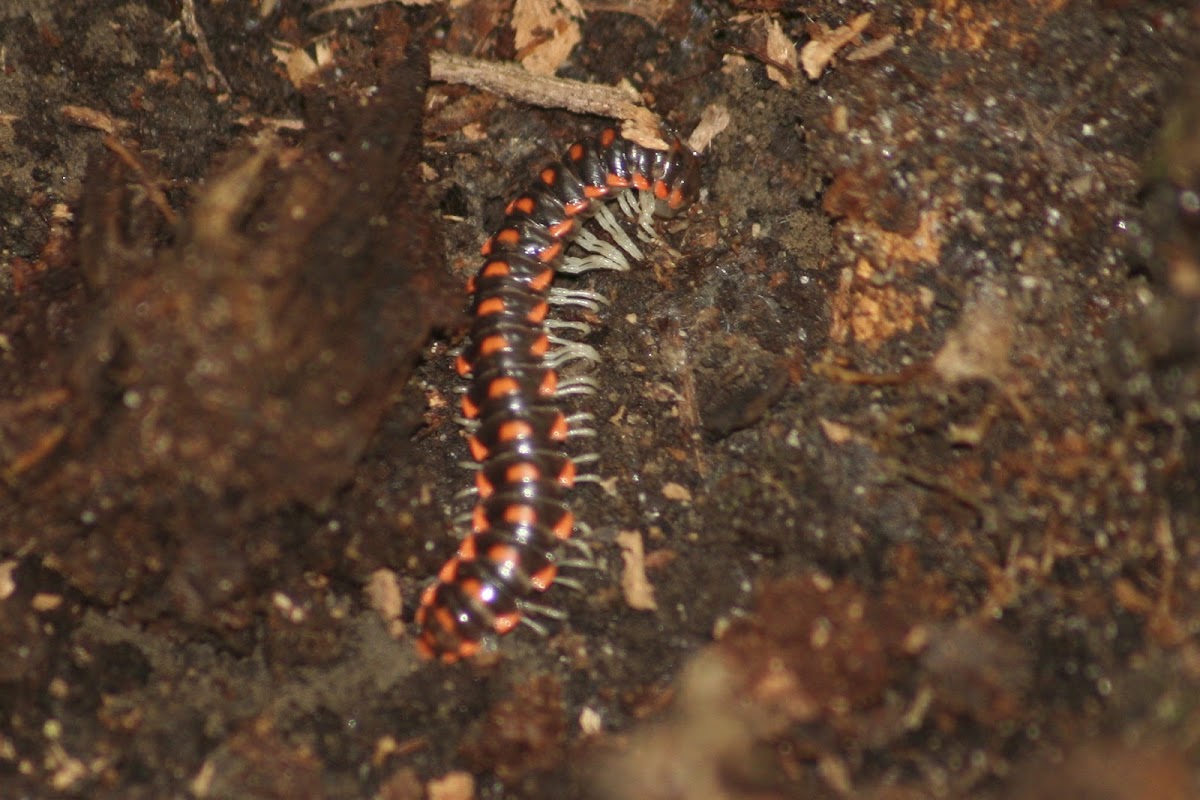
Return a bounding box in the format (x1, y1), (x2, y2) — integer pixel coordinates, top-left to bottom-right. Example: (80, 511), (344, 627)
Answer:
(1, 1), (1199, 798)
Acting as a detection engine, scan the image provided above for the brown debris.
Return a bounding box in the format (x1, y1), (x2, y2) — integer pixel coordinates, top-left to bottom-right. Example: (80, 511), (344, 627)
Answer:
(697, 342), (790, 437)
(1004, 740), (1192, 800)
(0, 26), (453, 623)
(919, 619), (1032, 725)
(191, 718), (324, 800)
(262, 573), (349, 668)
(593, 652), (759, 800)
(828, 257), (935, 348)
(459, 675), (567, 785)
(602, 564), (956, 799)
(716, 574), (914, 727)
(823, 172), (945, 349)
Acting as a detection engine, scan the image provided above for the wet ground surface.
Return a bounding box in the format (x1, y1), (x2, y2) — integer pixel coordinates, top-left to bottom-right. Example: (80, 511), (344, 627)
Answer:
(1, 1), (1199, 798)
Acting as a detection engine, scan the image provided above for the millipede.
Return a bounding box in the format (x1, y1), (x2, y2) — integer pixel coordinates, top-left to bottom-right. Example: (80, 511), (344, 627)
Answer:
(414, 127), (701, 662)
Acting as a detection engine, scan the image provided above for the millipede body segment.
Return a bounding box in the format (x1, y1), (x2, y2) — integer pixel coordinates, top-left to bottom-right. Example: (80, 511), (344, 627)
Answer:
(415, 128), (701, 662)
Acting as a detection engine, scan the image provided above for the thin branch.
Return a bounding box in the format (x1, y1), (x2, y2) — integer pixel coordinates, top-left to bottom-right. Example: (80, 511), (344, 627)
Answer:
(181, 0), (232, 94)
(429, 52), (662, 143)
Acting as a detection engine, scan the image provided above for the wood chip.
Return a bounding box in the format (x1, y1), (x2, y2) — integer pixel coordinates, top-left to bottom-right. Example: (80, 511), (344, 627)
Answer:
(661, 482), (692, 502)
(931, 283), (1014, 385)
(817, 753), (854, 795)
(579, 706), (603, 735)
(800, 12), (872, 79)
(0, 560), (17, 600)
(687, 104), (730, 154)
(616, 530), (658, 611)
(31, 593), (63, 611)
(846, 32), (896, 63)
(818, 418), (854, 444)
(365, 568), (406, 637)
(272, 40), (333, 89)
(428, 771), (475, 800)
(763, 18), (798, 87)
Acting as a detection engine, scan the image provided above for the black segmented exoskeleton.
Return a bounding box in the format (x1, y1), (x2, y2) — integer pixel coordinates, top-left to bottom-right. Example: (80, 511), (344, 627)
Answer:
(416, 128), (700, 662)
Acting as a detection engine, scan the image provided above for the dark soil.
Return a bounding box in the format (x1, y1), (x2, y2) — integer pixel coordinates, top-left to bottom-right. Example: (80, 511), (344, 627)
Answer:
(1, 1), (1198, 798)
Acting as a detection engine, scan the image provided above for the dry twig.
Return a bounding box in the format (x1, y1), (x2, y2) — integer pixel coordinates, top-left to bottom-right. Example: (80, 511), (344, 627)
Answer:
(181, 0), (232, 94)
(60, 105), (129, 135)
(101, 136), (179, 226)
(430, 52), (663, 144)
(310, 0), (436, 17)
